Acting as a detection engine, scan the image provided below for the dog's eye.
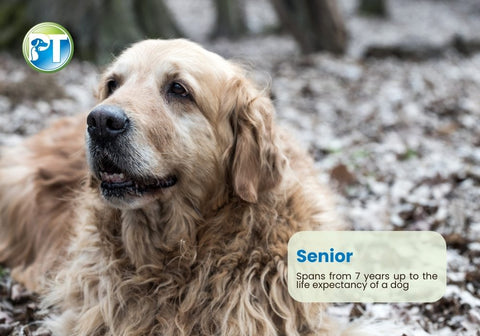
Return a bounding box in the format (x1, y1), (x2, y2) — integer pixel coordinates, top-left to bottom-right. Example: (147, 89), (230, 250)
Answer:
(106, 79), (118, 96)
(168, 82), (189, 98)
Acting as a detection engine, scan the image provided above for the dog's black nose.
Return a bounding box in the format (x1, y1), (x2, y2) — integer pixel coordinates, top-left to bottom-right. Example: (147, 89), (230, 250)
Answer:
(87, 105), (129, 140)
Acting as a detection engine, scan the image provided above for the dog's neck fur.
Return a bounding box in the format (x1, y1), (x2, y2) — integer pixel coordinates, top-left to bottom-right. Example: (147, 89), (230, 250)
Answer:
(121, 201), (199, 269)
(90, 181), (230, 270)
(51, 166), (326, 336)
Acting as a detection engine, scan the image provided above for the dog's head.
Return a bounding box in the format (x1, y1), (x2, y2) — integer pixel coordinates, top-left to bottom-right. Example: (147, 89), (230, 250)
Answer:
(86, 39), (284, 209)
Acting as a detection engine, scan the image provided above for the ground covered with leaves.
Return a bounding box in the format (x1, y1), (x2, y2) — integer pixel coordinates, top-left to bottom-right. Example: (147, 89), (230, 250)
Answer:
(0, 0), (479, 335)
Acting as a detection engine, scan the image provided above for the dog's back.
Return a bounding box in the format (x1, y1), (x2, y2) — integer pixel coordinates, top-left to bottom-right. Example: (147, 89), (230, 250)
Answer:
(0, 114), (87, 291)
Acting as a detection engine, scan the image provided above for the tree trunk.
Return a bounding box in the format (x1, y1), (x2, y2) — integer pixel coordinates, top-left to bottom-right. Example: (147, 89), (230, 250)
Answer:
(133, 0), (183, 39)
(358, 0), (388, 17)
(95, 0), (144, 63)
(1, 0), (183, 63)
(211, 0), (248, 39)
(271, 0), (347, 55)
(0, 0), (29, 51)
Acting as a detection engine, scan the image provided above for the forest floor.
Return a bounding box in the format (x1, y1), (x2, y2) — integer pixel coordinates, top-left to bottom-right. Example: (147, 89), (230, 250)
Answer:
(0, 0), (479, 335)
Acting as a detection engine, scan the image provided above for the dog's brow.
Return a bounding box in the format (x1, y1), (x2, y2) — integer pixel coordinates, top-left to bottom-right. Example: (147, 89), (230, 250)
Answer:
(105, 73), (120, 81)
(162, 68), (197, 90)
(108, 60), (132, 78)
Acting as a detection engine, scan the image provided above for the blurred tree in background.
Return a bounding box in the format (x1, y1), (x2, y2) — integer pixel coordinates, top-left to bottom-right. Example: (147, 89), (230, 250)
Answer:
(270, 0), (347, 55)
(0, 0), (183, 63)
(0, 0), (349, 62)
(0, 0), (29, 51)
(358, 0), (388, 17)
(211, 0), (248, 39)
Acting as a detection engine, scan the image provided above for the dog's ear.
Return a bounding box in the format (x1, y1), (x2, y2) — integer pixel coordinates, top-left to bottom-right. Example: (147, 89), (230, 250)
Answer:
(224, 75), (285, 203)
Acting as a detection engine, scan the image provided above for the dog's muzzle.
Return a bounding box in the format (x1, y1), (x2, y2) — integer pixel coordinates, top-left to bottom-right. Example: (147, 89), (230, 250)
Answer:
(86, 105), (177, 201)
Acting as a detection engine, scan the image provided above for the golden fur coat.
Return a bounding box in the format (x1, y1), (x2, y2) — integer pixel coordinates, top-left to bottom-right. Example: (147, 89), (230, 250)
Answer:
(0, 39), (382, 336)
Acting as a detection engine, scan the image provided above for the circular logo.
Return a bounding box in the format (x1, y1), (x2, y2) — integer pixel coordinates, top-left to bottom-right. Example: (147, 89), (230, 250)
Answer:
(22, 22), (74, 73)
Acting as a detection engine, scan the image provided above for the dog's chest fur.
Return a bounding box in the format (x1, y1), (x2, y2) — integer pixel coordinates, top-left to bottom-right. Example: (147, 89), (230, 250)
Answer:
(45, 191), (322, 336)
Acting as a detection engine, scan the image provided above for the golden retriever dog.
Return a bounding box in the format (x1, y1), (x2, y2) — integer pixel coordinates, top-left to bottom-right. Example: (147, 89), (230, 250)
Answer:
(0, 39), (377, 336)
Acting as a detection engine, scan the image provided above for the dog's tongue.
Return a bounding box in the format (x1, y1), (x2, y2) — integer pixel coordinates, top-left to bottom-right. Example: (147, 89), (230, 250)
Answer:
(100, 172), (127, 183)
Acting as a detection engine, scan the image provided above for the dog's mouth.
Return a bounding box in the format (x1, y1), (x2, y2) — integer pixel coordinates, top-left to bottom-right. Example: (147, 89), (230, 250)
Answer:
(95, 158), (177, 198)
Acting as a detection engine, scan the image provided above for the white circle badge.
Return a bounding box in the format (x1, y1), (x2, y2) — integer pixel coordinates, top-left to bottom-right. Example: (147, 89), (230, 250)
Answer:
(22, 22), (74, 73)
